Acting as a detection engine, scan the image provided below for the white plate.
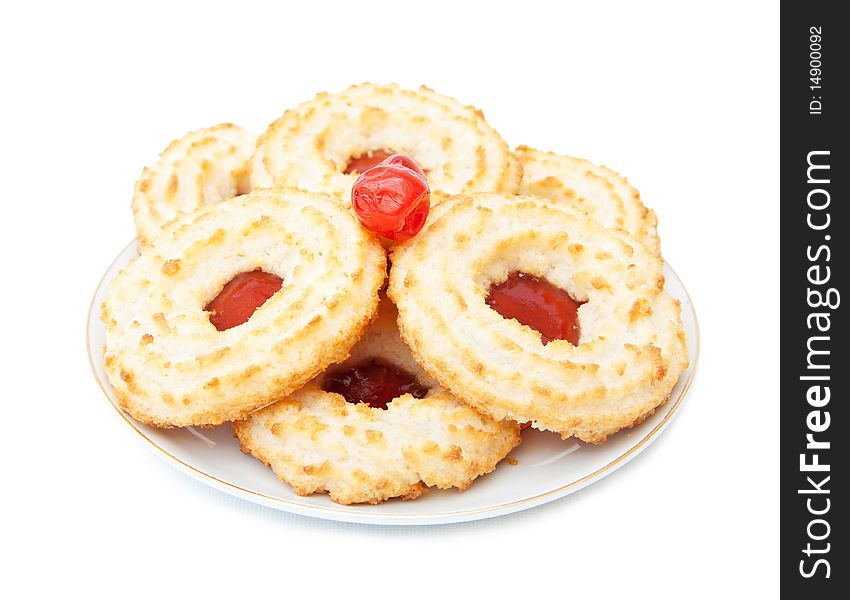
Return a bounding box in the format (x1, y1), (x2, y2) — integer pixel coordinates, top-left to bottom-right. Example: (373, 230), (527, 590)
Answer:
(87, 241), (699, 525)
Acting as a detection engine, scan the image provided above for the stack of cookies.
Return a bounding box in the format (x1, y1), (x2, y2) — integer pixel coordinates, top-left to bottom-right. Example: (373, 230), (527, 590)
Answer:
(101, 83), (688, 504)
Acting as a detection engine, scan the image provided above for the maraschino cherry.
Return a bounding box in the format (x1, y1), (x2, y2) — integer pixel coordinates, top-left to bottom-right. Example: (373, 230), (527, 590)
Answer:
(351, 154), (430, 242)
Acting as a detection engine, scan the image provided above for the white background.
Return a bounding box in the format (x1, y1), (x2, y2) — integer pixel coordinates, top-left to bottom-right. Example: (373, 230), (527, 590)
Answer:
(1, 1), (778, 597)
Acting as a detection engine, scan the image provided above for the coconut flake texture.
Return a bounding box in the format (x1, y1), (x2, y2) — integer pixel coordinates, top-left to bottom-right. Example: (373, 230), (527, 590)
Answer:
(515, 145), (660, 255)
(389, 192), (687, 443)
(234, 296), (520, 504)
(102, 188), (386, 427)
(132, 123), (256, 244)
(251, 83), (520, 199)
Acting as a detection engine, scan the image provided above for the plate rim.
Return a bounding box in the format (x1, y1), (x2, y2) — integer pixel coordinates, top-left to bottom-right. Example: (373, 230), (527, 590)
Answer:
(87, 240), (700, 525)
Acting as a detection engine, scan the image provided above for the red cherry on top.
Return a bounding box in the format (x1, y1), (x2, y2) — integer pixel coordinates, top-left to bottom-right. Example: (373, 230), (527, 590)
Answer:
(351, 154), (430, 242)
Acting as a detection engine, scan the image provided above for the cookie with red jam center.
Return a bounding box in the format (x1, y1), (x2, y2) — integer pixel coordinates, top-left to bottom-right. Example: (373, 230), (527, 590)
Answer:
(102, 188), (386, 427)
(233, 296), (521, 505)
(389, 192), (688, 443)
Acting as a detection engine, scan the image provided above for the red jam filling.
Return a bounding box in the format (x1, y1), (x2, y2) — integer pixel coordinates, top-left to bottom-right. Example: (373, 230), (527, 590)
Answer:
(205, 269), (283, 331)
(485, 272), (585, 345)
(323, 360), (429, 409)
(344, 149), (396, 175)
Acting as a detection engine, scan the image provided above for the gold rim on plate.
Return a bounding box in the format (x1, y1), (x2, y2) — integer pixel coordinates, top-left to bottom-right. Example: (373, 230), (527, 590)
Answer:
(86, 240), (699, 523)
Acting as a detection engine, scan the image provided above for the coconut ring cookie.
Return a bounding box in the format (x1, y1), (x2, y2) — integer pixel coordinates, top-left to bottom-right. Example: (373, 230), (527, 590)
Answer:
(251, 83), (520, 198)
(233, 296), (521, 505)
(388, 193), (688, 444)
(515, 145), (660, 255)
(102, 188), (386, 427)
(132, 124), (256, 244)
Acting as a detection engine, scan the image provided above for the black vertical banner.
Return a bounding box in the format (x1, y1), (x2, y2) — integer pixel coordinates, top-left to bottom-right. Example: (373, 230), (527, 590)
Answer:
(781, 3), (847, 596)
